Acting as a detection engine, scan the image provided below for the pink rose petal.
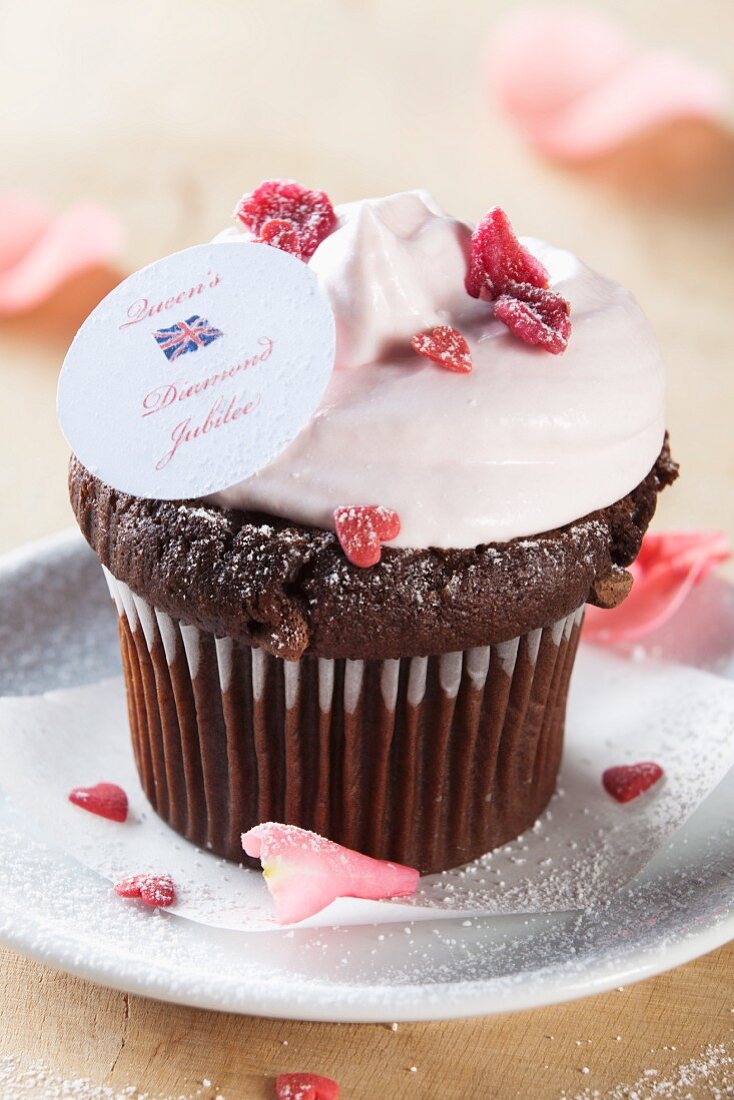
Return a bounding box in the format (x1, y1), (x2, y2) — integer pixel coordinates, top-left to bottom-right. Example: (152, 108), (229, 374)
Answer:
(489, 7), (631, 119)
(534, 52), (727, 160)
(487, 7), (727, 161)
(584, 531), (731, 644)
(0, 192), (50, 271)
(0, 195), (124, 316)
(242, 822), (420, 925)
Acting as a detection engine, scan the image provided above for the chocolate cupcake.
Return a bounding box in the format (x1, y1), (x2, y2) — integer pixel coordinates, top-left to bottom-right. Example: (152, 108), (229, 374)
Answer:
(67, 185), (677, 874)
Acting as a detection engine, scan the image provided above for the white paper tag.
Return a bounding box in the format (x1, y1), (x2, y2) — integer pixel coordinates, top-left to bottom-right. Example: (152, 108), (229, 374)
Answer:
(57, 242), (336, 499)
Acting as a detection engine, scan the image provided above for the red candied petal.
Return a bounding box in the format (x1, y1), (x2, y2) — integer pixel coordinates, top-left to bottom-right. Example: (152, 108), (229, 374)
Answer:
(494, 280), (572, 353)
(411, 325), (473, 374)
(235, 179), (336, 261)
(466, 246), (489, 302)
(602, 762), (664, 803)
(68, 782), (128, 823)
(258, 219), (304, 258)
(276, 1073), (340, 1100)
(113, 873), (176, 907)
(333, 505), (400, 568)
(243, 823), (419, 925)
(466, 207), (549, 298)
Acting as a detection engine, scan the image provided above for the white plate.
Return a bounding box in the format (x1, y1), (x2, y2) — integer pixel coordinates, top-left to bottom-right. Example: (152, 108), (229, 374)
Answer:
(0, 530), (732, 1023)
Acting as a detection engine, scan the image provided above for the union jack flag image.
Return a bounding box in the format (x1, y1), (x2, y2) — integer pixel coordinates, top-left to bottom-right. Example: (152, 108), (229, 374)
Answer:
(152, 315), (224, 361)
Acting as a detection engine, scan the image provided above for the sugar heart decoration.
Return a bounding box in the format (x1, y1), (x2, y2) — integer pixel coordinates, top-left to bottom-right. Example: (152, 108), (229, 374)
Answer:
(602, 762), (664, 803)
(113, 874), (176, 908)
(276, 1073), (340, 1100)
(68, 781), (128, 823)
(333, 504), (401, 568)
(242, 823), (420, 924)
(487, 7), (727, 161)
(411, 325), (473, 373)
(584, 531), (731, 643)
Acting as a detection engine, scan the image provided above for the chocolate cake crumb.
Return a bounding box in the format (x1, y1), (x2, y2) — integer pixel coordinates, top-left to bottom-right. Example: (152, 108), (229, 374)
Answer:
(589, 565), (634, 609)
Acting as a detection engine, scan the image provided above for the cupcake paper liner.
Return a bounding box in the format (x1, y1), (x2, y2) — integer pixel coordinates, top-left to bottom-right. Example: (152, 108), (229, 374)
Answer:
(103, 567), (584, 874)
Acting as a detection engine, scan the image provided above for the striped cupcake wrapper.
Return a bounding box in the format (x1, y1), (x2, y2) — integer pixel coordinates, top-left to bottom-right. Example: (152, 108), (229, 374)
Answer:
(103, 566), (583, 874)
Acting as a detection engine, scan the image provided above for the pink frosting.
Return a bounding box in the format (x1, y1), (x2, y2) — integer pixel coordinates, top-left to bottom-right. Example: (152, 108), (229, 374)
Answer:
(210, 192), (666, 549)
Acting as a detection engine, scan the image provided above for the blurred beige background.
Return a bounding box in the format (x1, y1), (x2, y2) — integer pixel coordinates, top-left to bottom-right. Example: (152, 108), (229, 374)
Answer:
(0, 0), (732, 561)
(1, 3), (733, 1097)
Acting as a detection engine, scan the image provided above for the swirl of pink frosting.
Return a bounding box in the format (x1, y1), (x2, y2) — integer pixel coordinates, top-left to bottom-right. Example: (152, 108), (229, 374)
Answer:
(210, 191), (666, 549)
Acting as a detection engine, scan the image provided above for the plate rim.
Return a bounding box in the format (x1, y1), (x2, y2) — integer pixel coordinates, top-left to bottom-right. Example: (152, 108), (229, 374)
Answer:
(1, 887), (731, 1023)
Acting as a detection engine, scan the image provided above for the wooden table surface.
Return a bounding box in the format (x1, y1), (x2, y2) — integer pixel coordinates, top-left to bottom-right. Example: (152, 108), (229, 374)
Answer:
(1, 1), (733, 1096)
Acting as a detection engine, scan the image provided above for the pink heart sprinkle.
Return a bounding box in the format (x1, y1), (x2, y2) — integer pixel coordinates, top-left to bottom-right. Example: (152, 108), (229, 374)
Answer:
(68, 782), (128, 823)
(333, 504), (400, 568)
(602, 762), (664, 803)
(113, 874), (176, 908)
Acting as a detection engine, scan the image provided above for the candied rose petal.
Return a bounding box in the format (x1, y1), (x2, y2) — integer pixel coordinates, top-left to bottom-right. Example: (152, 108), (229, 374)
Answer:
(494, 280), (571, 354)
(602, 762), (664, 803)
(242, 823), (419, 925)
(234, 179), (336, 261)
(68, 781), (128, 823)
(258, 219), (304, 258)
(411, 325), (473, 374)
(333, 505), (400, 568)
(466, 207), (549, 299)
(276, 1073), (340, 1100)
(584, 531), (731, 643)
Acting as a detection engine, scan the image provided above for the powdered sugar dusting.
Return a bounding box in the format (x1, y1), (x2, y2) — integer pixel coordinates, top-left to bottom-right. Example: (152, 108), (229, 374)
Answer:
(567, 1042), (733, 1099)
(0, 1056), (145, 1099)
(0, 1053), (220, 1099)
